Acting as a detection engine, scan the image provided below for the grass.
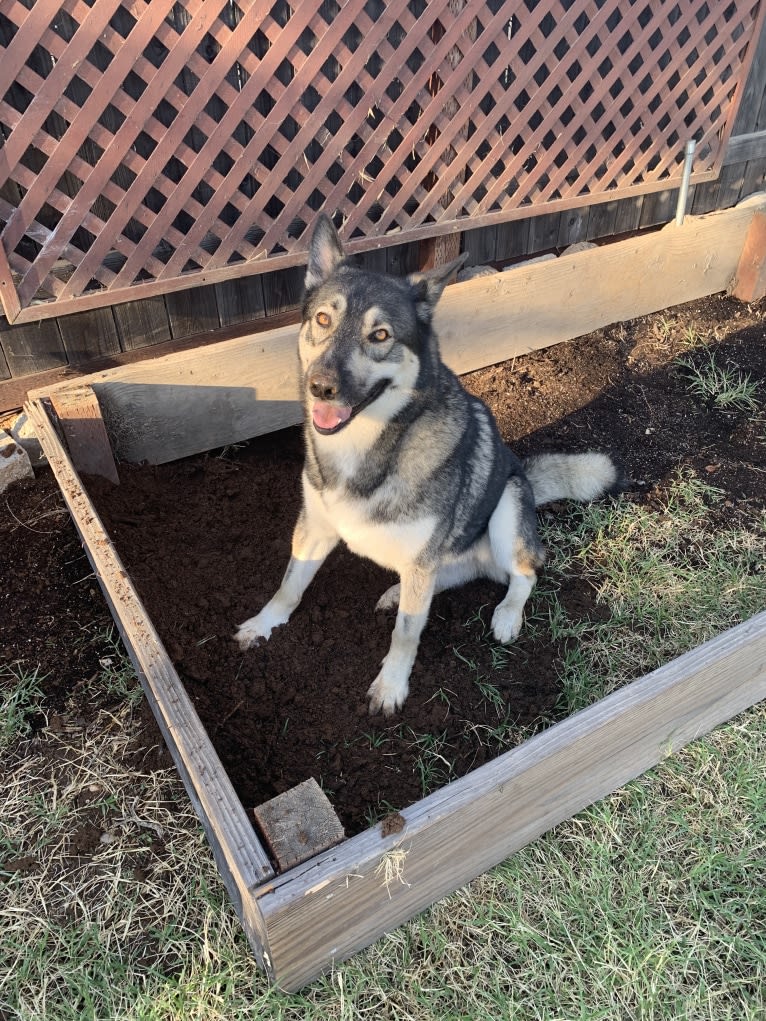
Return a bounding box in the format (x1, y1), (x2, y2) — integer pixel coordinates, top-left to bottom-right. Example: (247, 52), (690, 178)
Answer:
(407, 728), (456, 796)
(0, 664), (46, 751)
(91, 625), (144, 707)
(531, 468), (766, 715)
(676, 349), (761, 413)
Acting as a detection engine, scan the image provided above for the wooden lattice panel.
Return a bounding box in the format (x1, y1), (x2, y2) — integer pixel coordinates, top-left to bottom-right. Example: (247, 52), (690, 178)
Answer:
(0, 0), (763, 321)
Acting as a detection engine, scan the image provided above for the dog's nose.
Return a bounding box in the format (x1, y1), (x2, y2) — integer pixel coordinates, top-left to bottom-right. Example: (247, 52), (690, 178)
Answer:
(309, 376), (338, 401)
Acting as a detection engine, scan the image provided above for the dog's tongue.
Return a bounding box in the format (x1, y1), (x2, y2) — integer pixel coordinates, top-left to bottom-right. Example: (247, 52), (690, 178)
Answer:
(312, 401), (352, 431)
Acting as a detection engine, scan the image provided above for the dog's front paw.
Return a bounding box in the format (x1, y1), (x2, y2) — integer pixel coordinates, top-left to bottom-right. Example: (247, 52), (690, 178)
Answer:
(375, 583), (400, 612)
(491, 604), (523, 644)
(234, 606), (288, 651)
(367, 670), (408, 717)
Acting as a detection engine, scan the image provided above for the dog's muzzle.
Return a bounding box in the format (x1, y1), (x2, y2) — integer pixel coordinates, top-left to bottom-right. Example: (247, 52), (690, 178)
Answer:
(310, 378), (391, 435)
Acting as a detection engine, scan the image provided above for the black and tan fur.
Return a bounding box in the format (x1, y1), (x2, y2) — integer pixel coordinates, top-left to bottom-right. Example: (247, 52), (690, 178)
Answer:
(235, 215), (620, 715)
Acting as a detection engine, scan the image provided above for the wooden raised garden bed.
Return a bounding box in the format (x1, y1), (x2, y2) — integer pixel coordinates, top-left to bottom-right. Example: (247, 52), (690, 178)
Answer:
(26, 195), (766, 990)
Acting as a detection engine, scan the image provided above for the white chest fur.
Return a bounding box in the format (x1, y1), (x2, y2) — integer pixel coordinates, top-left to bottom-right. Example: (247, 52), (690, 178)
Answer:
(305, 482), (436, 574)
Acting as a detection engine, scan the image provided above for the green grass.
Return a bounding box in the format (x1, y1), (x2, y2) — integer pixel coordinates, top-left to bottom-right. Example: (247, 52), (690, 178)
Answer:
(0, 664), (46, 751)
(90, 625), (144, 707)
(676, 349), (762, 413)
(407, 727), (456, 796)
(532, 468), (766, 714)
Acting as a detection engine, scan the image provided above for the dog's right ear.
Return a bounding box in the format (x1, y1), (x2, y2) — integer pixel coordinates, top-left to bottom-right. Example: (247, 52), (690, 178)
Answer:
(305, 214), (345, 290)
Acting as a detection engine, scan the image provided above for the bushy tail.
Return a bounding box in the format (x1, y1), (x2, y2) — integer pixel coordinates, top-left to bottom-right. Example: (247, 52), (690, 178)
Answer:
(523, 451), (621, 507)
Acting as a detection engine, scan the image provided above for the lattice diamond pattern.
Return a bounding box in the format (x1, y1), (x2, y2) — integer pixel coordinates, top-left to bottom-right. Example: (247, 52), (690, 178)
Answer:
(0, 0), (762, 317)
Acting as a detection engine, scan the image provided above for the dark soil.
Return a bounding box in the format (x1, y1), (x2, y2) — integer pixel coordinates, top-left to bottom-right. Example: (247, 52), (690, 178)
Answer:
(3, 293), (765, 841)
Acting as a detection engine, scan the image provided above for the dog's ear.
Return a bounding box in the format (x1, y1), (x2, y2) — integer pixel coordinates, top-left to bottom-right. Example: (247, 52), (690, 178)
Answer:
(407, 252), (469, 317)
(305, 214), (345, 290)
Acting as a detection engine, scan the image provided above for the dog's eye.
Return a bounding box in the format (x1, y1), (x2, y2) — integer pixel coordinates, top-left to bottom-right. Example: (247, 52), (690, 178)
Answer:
(315, 311), (331, 328)
(370, 327), (389, 342)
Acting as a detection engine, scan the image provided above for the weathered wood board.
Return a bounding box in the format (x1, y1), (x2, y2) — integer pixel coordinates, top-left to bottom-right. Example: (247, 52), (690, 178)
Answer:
(25, 397), (276, 967)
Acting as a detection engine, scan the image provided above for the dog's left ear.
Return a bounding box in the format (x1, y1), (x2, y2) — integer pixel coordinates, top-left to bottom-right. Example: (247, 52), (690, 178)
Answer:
(305, 214), (345, 290)
(407, 252), (469, 317)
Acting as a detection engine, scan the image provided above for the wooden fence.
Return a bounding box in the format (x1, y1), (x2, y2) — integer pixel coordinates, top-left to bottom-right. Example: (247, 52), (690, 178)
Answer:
(2, 0), (766, 411)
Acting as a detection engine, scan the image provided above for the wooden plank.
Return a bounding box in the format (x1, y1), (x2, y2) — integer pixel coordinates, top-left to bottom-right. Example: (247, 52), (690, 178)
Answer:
(114, 296), (172, 351)
(165, 285), (220, 340)
(431, 197), (765, 378)
(0, 316), (67, 376)
(355, 247), (388, 274)
(253, 778), (345, 872)
(0, 241), (21, 324)
(586, 198), (620, 240)
(257, 611), (766, 990)
(732, 17), (766, 135)
(527, 210), (561, 252)
(24, 396), (276, 965)
(459, 226), (495, 267)
(725, 129), (766, 166)
(730, 209), (766, 301)
(33, 323), (302, 465)
(557, 207), (590, 248)
(57, 308), (121, 364)
(29, 196), (766, 465)
(386, 242), (420, 277)
(261, 266), (304, 317)
(0, 309), (302, 416)
(639, 187), (679, 228)
(48, 384), (119, 485)
(215, 275), (266, 327)
(494, 216), (531, 261)
(739, 155), (766, 203)
(612, 196), (644, 235)
(717, 160), (750, 209)
(691, 177), (722, 216)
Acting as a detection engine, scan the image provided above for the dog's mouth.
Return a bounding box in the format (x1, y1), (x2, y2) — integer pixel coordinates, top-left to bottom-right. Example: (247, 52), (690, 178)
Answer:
(311, 379), (390, 435)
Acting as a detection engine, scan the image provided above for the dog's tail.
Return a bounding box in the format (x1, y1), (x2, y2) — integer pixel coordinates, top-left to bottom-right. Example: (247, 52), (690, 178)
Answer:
(523, 451), (621, 508)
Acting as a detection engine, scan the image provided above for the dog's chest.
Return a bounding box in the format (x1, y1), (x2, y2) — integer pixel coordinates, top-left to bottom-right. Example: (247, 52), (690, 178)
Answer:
(318, 488), (435, 572)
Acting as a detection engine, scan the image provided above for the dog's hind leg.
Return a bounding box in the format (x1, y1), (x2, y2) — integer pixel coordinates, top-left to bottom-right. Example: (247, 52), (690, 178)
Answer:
(487, 477), (545, 644)
(368, 566), (436, 715)
(235, 507), (338, 650)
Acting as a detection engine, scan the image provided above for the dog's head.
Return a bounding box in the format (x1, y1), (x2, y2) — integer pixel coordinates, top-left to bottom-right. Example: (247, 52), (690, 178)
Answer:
(299, 215), (466, 436)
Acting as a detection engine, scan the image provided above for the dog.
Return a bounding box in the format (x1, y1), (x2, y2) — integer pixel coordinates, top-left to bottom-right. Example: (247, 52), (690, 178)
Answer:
(235, 214), (620, 715)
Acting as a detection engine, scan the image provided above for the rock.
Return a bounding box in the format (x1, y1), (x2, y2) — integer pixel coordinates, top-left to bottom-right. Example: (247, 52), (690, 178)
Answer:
(502, 253), (557, 271)
(456, 264), (499, 281)
(0, 430), (34, 493)
(560, 241), (598, 257)
(8, 410), (46, 465)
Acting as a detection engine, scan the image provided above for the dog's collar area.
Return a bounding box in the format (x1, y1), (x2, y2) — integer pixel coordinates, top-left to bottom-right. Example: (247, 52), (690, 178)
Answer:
(312, 378), (391, 435)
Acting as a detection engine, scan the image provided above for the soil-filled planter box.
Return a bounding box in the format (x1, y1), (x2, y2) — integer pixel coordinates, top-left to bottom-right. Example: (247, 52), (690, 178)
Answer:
(27, 198), (766, 990)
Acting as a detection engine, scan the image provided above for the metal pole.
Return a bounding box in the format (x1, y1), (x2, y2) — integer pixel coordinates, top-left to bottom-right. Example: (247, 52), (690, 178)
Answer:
(675, 140), (696, 226)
